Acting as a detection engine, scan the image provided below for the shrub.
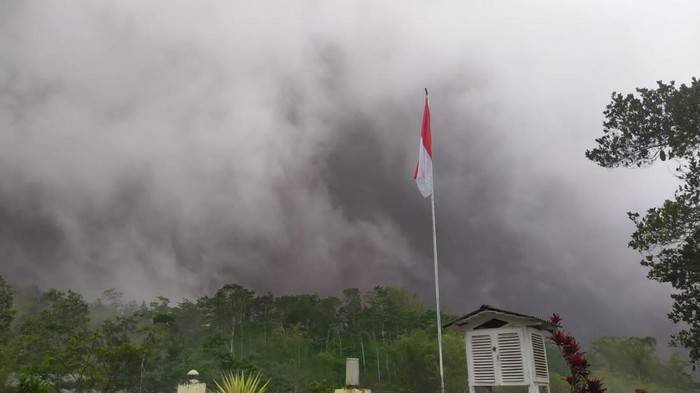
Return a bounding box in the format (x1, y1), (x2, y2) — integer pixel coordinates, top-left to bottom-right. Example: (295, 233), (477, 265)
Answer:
(17, 374), (51, 393)
(549, 313), (606, 393)
(215, 371), (270, 393)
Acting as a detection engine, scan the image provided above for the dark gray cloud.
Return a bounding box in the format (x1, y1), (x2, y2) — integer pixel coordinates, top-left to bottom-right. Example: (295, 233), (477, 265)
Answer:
(1, 0), (699, 347)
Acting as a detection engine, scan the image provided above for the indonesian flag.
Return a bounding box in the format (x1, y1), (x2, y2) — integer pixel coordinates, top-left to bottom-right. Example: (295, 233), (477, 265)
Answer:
(413, 97), (433, 198)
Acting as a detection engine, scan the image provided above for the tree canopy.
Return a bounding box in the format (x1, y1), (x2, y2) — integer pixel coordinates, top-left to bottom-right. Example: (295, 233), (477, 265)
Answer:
(0, 276), (697, 393)
(586, 78), (700, 365)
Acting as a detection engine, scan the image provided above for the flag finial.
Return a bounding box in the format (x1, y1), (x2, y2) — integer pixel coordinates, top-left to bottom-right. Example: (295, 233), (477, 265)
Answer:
(424, 88), (429, 97)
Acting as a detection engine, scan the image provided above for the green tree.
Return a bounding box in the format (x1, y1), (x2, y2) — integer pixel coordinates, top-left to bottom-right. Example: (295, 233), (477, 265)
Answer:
(250, 292), (276, 351)
(390, 329), (438, 393)
(15, 289), (102, 392)
(0, 275), (14, 334)
(588, 336), (698, 391)
(202, 284), (255, 357)
(441, 331), (466, 393)
(97, 313), (144, 392)
(267, 327), (311, 393)
(0, 275), (16, 390)
(586, 77), (700, 364)
(389, 328), (465, 393)
(655, 352), (698, 390)
(589, 337), (656, 381)
(138, 298), (190, 393)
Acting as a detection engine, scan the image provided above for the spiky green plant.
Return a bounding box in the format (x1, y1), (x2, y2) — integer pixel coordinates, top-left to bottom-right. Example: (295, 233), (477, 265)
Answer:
(215, 371), (270, 393)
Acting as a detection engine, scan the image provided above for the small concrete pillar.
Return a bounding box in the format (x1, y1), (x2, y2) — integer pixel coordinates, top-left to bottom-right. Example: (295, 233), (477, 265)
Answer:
(177, 370), (206, 393)
(345, 358), (359, 387)
(335, 358), (371, 393)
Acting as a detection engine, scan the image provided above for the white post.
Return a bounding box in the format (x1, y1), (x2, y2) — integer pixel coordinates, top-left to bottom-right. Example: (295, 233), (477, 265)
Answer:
(427, 89), (446, 393)
(346, 358), (360, 387)
(431, 193), (445, 393)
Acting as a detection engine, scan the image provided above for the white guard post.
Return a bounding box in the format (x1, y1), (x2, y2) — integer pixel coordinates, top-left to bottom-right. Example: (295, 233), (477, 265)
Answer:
(443, 305), (555, 393)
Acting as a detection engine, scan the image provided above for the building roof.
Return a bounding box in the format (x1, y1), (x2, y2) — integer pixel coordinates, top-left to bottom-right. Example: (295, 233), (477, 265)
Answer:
(443, 305), (555, 332)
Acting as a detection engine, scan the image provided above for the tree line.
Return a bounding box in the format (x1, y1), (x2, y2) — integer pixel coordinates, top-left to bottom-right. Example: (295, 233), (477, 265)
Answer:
(0, 275), (697, 393)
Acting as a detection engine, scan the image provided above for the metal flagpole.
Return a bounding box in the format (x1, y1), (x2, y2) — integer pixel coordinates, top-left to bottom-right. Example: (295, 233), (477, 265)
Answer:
(426, 88), (446, 393)
(432, 192), (446, 393)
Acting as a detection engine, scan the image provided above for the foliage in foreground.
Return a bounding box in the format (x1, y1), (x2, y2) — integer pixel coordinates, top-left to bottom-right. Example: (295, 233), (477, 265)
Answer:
(216, 371), (270, 393)
(586, 77), (700, 364)
(549, 313), (605, 393)
(0, 276), (697, 393)
(17, 374), (51, 393)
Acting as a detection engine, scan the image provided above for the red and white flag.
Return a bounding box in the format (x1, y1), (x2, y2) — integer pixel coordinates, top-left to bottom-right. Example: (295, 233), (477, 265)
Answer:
(413, 98), (433, 198)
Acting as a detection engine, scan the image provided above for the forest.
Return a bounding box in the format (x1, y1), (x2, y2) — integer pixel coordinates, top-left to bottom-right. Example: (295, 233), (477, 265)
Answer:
(0, 275), (697, 393)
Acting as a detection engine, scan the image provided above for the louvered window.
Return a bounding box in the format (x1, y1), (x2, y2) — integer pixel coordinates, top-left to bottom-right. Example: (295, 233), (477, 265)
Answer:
(467, 327), (551, 388)
(531, 332), (549, 381)
(469, 334), (495, 384)
(497, 332), (525, 383)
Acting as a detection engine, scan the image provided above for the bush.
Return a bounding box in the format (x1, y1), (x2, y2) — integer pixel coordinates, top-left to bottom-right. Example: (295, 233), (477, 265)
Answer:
(17, 374), (51, 393)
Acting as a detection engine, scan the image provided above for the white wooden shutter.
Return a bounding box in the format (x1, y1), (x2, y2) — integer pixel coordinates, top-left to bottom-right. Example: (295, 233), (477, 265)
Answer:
(496, 331), (525, 383)
(530, 332), (549, 382)
(469, 333), (496, 384)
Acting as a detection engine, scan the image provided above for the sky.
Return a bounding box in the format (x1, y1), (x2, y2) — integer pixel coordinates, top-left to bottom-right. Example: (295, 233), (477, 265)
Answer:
(1, 0), (699, 346)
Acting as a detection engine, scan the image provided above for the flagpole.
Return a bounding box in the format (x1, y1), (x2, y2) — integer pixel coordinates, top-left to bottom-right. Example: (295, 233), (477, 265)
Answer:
(426, 88), (446, 393)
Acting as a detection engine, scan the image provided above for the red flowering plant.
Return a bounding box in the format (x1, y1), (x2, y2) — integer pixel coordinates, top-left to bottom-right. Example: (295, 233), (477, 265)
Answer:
(549, 313), (606, 393)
